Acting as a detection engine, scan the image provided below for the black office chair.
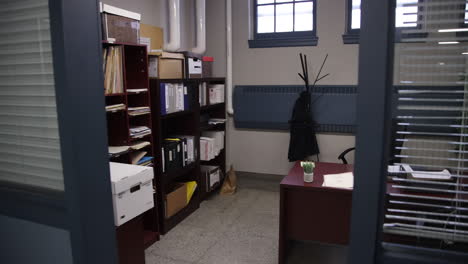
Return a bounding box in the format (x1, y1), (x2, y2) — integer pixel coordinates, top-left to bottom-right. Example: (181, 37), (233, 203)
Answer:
(338, 147), (355, 164)
(337, 120), (403, 164)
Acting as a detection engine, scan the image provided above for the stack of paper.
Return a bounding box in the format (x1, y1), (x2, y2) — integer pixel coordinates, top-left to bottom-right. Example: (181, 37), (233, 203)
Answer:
(127, 88), (148, 94)
(103, 46), (124, 94)
(130, 141), (151, 150)
(130, 126), (151, 138)
(322, 172), (354, 189)
(128, 106), (150, 116)
(109, 146), (130, 156)
(106, 103), (126, 112)
(208, 118), (226, 125)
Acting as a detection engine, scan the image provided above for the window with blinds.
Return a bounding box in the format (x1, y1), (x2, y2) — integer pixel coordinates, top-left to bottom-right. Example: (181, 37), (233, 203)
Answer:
(0, 0), (64, 191)
(384, 0), (468, 252)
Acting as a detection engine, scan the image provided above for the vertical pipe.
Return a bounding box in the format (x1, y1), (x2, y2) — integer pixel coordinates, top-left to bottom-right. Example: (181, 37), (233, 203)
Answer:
(165, 0), (181, 52)
(192, 0), (206, 54)
(226, 0), (234, 114)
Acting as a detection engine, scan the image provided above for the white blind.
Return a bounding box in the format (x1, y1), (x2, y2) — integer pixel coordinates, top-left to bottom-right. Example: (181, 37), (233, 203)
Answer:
(0, 0), (64, 191)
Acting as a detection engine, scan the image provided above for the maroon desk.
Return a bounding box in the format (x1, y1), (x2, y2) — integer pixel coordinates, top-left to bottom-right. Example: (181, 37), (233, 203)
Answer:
(278, 162), (353, 264)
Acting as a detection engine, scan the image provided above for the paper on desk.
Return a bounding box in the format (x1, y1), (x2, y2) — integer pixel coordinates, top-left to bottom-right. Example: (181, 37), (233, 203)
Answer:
(322, 172), (354, 189)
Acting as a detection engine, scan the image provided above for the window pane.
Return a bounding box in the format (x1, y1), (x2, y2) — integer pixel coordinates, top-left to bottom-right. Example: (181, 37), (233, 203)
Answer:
(275, 0), (293, 3)
(257, 0), (274, 4)
(395, 0), (418, 28)
(351, 0), (361, 29)
(0, 0), (64, 191)
(257, 5), (275, 33)
(465, 3), (468, 24)
(276, 3), (293, 32)
(294, 2), (313, 31)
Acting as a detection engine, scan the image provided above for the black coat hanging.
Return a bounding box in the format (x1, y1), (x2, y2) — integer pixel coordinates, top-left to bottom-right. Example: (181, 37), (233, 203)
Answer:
(288, 53), (329, 162)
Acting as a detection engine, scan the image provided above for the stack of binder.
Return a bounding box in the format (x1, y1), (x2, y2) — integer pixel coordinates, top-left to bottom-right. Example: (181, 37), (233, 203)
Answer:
(160, 83), (191, 114)
(200, 131), (224, 161)
(161, 135), (197, 173)
(103, 46), (124, 94)
(208, 84), (225, 104)
(130, 126), (151, 138)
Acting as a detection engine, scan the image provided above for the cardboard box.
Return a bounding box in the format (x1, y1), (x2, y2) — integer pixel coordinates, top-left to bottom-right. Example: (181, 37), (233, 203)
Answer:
(100, 3), (141, 44)
(202, 56), (213, 78)
(140, 24), (163, 55)
(201, 165), (221, 192)
(183, 52), (202, 79)
(159, 52), (185, 79)
(165, 183), (187, 218)
(109, 162), (154, 226)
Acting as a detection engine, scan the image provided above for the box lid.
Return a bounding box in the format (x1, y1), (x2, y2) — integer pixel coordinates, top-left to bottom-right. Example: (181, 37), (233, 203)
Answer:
(182, 51), (202, 59)
(202, 56), (214, 62)
(160, 52), (185, 60)
(100, 3), (141, 21)
(109, 162), (153, 194)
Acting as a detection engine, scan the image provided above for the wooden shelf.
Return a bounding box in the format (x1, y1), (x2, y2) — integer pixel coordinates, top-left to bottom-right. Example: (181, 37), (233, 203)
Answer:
(161, 110), (195, 120)
(162, 194), (200, 234)
(102, 40), (146, 47)
(143, 230), (160, 249)
(105, 93), (126, 97)
(201, 103), (225, 112)
(200, 123), (226, 131)
(162, 161), (199, 185)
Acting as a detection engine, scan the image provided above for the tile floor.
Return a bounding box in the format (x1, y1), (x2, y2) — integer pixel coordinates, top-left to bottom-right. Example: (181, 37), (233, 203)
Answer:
(145, 172), (347, 264)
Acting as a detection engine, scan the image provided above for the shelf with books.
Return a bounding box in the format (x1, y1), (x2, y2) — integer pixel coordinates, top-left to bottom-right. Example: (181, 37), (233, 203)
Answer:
(200, 102), (225, 112)
(102, 42), (158, 246)
(149, 77), (225, 235)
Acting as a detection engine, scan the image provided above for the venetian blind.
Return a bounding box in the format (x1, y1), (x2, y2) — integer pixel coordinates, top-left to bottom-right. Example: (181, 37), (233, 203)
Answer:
(0, 0), (64, 191)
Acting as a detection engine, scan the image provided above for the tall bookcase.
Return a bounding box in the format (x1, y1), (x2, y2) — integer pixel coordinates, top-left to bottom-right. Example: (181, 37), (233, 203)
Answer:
(150, 77), (226, 235)
(102, 41), (160, 249)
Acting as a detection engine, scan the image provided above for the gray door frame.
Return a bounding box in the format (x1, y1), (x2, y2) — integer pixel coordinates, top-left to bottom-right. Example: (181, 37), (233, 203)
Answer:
(0, 0), (118, 263)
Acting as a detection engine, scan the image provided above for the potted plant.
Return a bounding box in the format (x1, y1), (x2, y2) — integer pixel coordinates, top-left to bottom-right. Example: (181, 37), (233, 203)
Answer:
(301, 161), (315, 183)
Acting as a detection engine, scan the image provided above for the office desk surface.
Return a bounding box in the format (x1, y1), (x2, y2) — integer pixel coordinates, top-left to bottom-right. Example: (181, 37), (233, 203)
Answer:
(281, 161), (353, 191)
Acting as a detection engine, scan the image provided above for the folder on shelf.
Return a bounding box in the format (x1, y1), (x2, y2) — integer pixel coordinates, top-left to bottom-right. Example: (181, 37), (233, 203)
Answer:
(185, 181), (197, 204)
(130, 151), (147, 165)
(109, 146), (130, 156)
(130, 141), (151, 150)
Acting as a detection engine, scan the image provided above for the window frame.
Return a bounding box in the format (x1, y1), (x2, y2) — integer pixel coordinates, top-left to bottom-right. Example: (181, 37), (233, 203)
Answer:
(343, 0), (427, 44)
(249, 0), (318, 48)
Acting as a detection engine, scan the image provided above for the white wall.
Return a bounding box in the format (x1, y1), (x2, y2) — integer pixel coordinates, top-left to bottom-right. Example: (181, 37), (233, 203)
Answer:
(207, 0), (358, 175)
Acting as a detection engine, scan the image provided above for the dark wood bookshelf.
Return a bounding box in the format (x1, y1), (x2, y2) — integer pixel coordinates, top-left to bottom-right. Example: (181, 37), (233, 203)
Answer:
(149, 77), (226, 234)
(102, 42), (160, 251)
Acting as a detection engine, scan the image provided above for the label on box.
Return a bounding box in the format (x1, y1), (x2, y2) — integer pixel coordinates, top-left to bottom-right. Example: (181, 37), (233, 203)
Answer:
(139, 37), (151, 53)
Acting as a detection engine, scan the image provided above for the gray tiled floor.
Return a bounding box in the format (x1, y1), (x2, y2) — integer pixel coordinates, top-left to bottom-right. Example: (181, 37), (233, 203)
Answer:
(145, 172), (347, 264)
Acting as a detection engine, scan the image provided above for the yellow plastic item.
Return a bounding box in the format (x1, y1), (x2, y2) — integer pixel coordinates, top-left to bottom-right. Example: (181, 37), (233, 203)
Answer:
(185, 181), (197, 204)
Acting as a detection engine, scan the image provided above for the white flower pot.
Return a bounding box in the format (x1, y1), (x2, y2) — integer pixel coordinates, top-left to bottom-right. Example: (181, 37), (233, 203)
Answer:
(304, 172), (314, 183)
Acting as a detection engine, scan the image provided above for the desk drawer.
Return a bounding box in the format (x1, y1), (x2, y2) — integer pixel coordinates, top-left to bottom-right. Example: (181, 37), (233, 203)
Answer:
(283, 188), (352, 245)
